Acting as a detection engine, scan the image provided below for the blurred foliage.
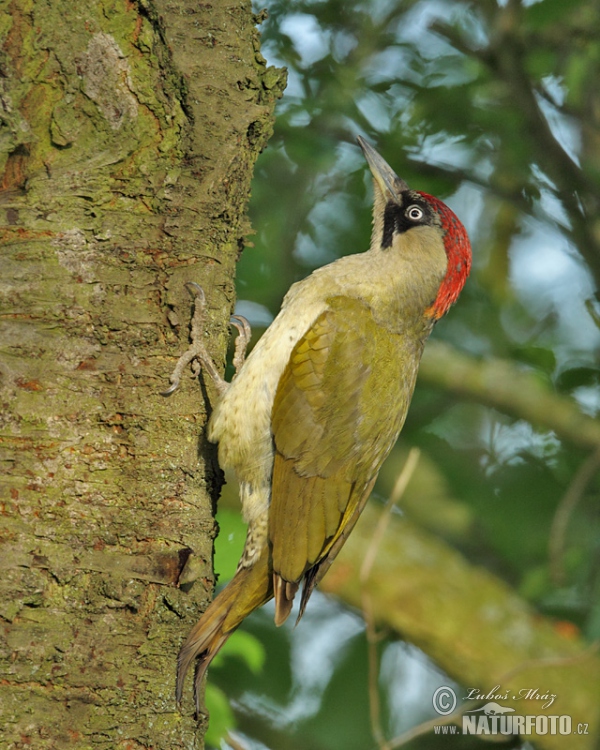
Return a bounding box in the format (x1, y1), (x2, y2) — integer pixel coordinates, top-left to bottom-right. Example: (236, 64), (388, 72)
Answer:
(208, 0), (600, 747)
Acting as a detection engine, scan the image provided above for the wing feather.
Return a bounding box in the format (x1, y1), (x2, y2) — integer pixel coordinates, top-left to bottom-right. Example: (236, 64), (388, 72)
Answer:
(269, 295), (422, 618)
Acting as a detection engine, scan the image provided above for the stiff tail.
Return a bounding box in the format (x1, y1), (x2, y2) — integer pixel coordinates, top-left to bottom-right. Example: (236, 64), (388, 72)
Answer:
(177, 475), (375, 712)
(176, 547), (273, 713)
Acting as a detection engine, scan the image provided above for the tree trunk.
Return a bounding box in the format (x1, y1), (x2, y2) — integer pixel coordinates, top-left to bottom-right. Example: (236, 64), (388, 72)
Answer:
(0, 1), (285, 747)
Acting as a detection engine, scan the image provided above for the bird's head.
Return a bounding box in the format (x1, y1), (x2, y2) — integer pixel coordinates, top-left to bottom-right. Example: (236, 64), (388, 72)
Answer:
(358, 136), (472, 320)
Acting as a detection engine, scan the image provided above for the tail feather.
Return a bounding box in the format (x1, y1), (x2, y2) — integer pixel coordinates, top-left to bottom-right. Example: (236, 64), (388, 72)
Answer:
(176, 547), (273, 712)
(273, 574), (299, 626)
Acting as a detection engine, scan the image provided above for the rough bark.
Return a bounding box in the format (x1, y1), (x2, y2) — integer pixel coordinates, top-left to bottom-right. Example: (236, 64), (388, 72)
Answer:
(0, 1), (285, 748)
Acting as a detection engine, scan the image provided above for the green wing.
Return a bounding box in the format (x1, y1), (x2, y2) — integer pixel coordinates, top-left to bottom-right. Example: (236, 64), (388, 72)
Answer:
(269, 296), (422, 623)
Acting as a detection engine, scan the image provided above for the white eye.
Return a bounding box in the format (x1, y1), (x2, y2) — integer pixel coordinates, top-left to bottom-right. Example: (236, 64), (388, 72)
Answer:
(406, 205), (424, 221)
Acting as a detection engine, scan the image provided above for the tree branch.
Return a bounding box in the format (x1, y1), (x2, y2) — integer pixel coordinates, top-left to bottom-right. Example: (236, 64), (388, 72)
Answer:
(431, 5), (600, 291)
(419, 341), (600, 449)
(320, 502), (600, 750)
(548, 446), (600, 585)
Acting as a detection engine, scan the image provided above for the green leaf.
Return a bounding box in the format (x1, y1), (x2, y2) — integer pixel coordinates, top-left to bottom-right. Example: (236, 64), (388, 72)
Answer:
(212, 629), (266, 674)
(204, 683), (236, 749)
(525, 0), (585, 28)
(213, 507), (247, 584)
(556, 366), (599, 391)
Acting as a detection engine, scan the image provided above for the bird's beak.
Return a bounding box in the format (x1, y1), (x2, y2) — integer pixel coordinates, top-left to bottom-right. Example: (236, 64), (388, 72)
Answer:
(357, 136), (408, 203)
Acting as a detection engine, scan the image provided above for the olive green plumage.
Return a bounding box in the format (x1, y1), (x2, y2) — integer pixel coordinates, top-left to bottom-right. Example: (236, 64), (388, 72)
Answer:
(270, 295), (425, 622)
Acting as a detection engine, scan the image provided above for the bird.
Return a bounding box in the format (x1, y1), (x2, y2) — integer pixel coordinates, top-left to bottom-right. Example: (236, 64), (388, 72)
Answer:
(171, 136), (472, 711)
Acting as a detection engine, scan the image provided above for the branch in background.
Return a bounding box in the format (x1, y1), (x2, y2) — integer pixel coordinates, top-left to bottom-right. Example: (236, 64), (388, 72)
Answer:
(549, 446), (600, 585)
(360, 449), (421, 750)
(432, 4), (600, 290)
(431, 9), (589, 198)
(320, 501), (600, 750)
(419, 341), (600, 449)
(408, 158), (536, 219)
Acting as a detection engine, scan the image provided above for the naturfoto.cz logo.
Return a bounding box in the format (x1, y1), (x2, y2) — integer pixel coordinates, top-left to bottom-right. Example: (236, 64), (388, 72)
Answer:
(432, 686), (589, 737)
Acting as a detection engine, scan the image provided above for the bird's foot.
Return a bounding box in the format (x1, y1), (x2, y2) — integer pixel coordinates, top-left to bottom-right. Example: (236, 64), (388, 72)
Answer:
(161, 282), (251, 396)
(230, 313), (251, 374)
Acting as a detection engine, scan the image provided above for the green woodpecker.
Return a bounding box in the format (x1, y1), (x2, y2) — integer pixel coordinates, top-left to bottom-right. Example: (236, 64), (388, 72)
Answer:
(173, 137), (472, 710)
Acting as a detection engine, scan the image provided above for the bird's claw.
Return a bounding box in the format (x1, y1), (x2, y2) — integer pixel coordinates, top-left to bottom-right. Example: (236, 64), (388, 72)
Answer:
(230, 314), (252, 373)
(161, 282), (222, 396)
(161, 285), (252, 396)
(161, 379), (180, 397)
(185, 281), (205, 302)
(230, 314), (251, 339)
